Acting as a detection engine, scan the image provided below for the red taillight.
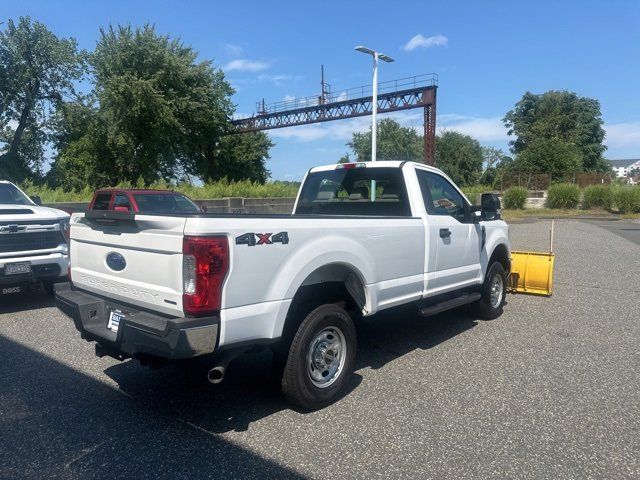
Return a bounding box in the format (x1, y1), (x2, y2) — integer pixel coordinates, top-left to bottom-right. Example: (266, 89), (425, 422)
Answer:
(182, 236), (229, 316)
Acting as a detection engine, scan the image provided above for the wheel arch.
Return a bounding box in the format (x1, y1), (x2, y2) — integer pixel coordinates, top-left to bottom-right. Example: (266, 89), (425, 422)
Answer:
(488, 242), (510, 274)
(275, 261), (368, 345)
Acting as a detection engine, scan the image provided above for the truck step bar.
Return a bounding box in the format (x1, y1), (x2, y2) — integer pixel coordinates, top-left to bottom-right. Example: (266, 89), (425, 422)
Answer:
(418, 292), (481, 317)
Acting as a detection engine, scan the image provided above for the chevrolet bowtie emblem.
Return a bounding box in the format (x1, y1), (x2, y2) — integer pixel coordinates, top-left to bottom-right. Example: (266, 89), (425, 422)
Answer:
(1, 225), (27, 233)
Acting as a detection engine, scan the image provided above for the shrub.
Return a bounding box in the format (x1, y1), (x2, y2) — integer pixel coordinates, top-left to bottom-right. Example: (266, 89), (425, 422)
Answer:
(582, 185), (613, 211)
(502, 186), (528, 210)
(546, 183), (580, 209)
(613, 187), (640, 214)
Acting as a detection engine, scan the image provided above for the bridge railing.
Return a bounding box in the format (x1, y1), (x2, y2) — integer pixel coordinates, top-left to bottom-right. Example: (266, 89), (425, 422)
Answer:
(249, 73), (438, 117)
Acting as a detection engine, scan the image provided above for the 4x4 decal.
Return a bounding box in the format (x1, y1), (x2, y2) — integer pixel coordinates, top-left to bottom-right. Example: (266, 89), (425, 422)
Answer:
(236, 232), (289, 246)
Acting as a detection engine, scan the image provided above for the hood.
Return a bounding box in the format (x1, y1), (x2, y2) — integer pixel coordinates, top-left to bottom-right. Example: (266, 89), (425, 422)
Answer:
(0, 204), (70, 222)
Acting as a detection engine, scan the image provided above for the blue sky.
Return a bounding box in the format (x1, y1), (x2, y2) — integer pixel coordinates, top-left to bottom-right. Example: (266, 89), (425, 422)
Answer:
(4, 0), (640, 180)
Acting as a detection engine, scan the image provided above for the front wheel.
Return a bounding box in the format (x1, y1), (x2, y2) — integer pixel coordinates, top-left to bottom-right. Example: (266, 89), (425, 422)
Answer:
(281, 304), (357, 410)
(471, 262), (507, 320)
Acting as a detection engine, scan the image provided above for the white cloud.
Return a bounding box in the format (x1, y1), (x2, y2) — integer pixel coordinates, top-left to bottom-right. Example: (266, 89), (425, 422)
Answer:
(604, 122), (640, 149)
(223, 59), (270, 72)
(257, 74), (297, 86)
(403, 34), (448, 52)
(283, 94), (296, 101)
(268, 111), (510, 146)
(231, 112), (252, 120)
(4, 119), (18, 130)
(270, 116), (372, 142)
(438, 114), (509, 142)
(335, 91), (348, 102)
(224, 43), (243, 57)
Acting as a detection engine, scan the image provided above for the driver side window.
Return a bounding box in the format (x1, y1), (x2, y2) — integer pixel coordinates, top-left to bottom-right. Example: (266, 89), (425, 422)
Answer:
(417, 170), (467, 223)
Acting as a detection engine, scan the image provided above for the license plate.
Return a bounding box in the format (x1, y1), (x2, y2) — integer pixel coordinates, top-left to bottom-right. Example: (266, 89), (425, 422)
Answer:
(5, 262), (31, 275)
(107, 310), (125, 333)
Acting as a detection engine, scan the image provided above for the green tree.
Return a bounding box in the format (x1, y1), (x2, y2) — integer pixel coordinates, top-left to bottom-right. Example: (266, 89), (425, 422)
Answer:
(47, 99), (112, 190)
(0, 17), (86, 181)
(338, 153), (351, 164)
(52, 24), (270, 187)
(199, 131), (273, 183)
(435, 131), (484, 186)
(504, 90), (608, 173)
(479, 146), (512, 186)
(482, 146), (510, 170)
(348, 118), (423, 161)
(510, 137), (581, 180)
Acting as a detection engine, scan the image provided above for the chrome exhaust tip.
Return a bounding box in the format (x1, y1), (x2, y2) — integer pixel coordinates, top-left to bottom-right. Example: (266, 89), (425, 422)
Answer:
(207, 366), (225, 384)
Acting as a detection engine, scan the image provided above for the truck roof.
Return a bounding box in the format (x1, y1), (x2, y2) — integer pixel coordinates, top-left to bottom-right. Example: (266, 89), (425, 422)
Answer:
(309, 160), (443, 174)
(93, 188), (179, 195)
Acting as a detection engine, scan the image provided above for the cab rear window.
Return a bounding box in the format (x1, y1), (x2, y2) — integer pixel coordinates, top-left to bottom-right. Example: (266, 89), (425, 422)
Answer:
(92, 193), (112, 210)
(296, 167), (411, 216)
(133, 194), (201, 214)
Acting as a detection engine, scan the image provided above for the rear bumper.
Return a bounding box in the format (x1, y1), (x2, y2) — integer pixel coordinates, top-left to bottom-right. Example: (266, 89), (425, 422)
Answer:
(54, 282), (218, 360)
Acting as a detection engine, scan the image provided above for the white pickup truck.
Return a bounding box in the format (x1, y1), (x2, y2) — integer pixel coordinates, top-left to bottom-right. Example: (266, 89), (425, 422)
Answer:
(56, 161), (510, 409)
(0, 181), (69, 296)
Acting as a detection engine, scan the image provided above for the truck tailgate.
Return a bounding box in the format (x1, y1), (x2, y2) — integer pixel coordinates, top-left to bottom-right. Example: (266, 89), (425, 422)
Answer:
(70, 214), (186, 316)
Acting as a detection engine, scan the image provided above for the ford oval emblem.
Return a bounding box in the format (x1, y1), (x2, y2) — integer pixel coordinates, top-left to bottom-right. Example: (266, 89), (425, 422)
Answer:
(106, 252), (126, 272)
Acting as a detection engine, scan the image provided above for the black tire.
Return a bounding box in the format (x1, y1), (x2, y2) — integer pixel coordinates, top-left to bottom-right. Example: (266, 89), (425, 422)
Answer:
(471, 262), (507, 320)
(281, 304), (356, 410)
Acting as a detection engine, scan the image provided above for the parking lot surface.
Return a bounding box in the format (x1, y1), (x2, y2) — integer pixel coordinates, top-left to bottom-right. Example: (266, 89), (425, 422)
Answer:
(1, 219), (639, 479)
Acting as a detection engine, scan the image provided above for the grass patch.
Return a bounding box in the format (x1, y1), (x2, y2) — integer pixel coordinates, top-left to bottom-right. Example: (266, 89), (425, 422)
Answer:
(502, 208), (640, 221)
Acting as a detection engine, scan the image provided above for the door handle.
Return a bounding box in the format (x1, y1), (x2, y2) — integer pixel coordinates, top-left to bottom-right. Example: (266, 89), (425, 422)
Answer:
(439, 228), (452, 238)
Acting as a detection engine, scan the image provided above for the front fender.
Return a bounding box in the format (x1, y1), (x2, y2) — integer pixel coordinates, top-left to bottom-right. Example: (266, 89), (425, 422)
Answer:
(480, 221), (511, 279)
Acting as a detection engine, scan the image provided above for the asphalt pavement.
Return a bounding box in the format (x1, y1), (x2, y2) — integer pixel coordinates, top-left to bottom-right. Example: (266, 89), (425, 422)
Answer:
(1, 219), (639, 479)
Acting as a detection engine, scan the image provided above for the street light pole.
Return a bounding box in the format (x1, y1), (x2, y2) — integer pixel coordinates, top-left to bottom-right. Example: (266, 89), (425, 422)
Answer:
(371, 51), (378, 163)
(355, 46), (394, 200)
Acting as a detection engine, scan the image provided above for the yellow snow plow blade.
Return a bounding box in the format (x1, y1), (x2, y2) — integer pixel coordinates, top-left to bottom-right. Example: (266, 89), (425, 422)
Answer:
(508, 219), (556, 296)
(508, 251), (555, 296)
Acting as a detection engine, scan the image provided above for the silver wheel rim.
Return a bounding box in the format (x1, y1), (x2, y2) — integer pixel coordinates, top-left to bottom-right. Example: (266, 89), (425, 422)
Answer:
(306, 326), (347, 388)
(490, 273), (504, 308)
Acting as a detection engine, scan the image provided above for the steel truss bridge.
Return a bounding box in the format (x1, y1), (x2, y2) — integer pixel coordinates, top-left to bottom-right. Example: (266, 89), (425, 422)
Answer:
(231, 73), (438, 165)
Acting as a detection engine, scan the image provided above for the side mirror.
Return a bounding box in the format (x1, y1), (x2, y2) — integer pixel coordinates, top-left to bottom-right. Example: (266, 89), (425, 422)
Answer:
(480, 193), (501, 221)
(200, 203), (208, 213)
(30, 195), (42, 206)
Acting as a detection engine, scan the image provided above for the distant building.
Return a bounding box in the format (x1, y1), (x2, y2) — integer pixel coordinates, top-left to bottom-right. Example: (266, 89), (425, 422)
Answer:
(609, 158), (640, 178)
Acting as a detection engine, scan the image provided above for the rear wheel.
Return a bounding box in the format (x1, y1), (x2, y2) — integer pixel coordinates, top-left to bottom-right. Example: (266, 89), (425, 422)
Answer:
(281, 304), (356, 410)
(471, 262), (507, 320)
